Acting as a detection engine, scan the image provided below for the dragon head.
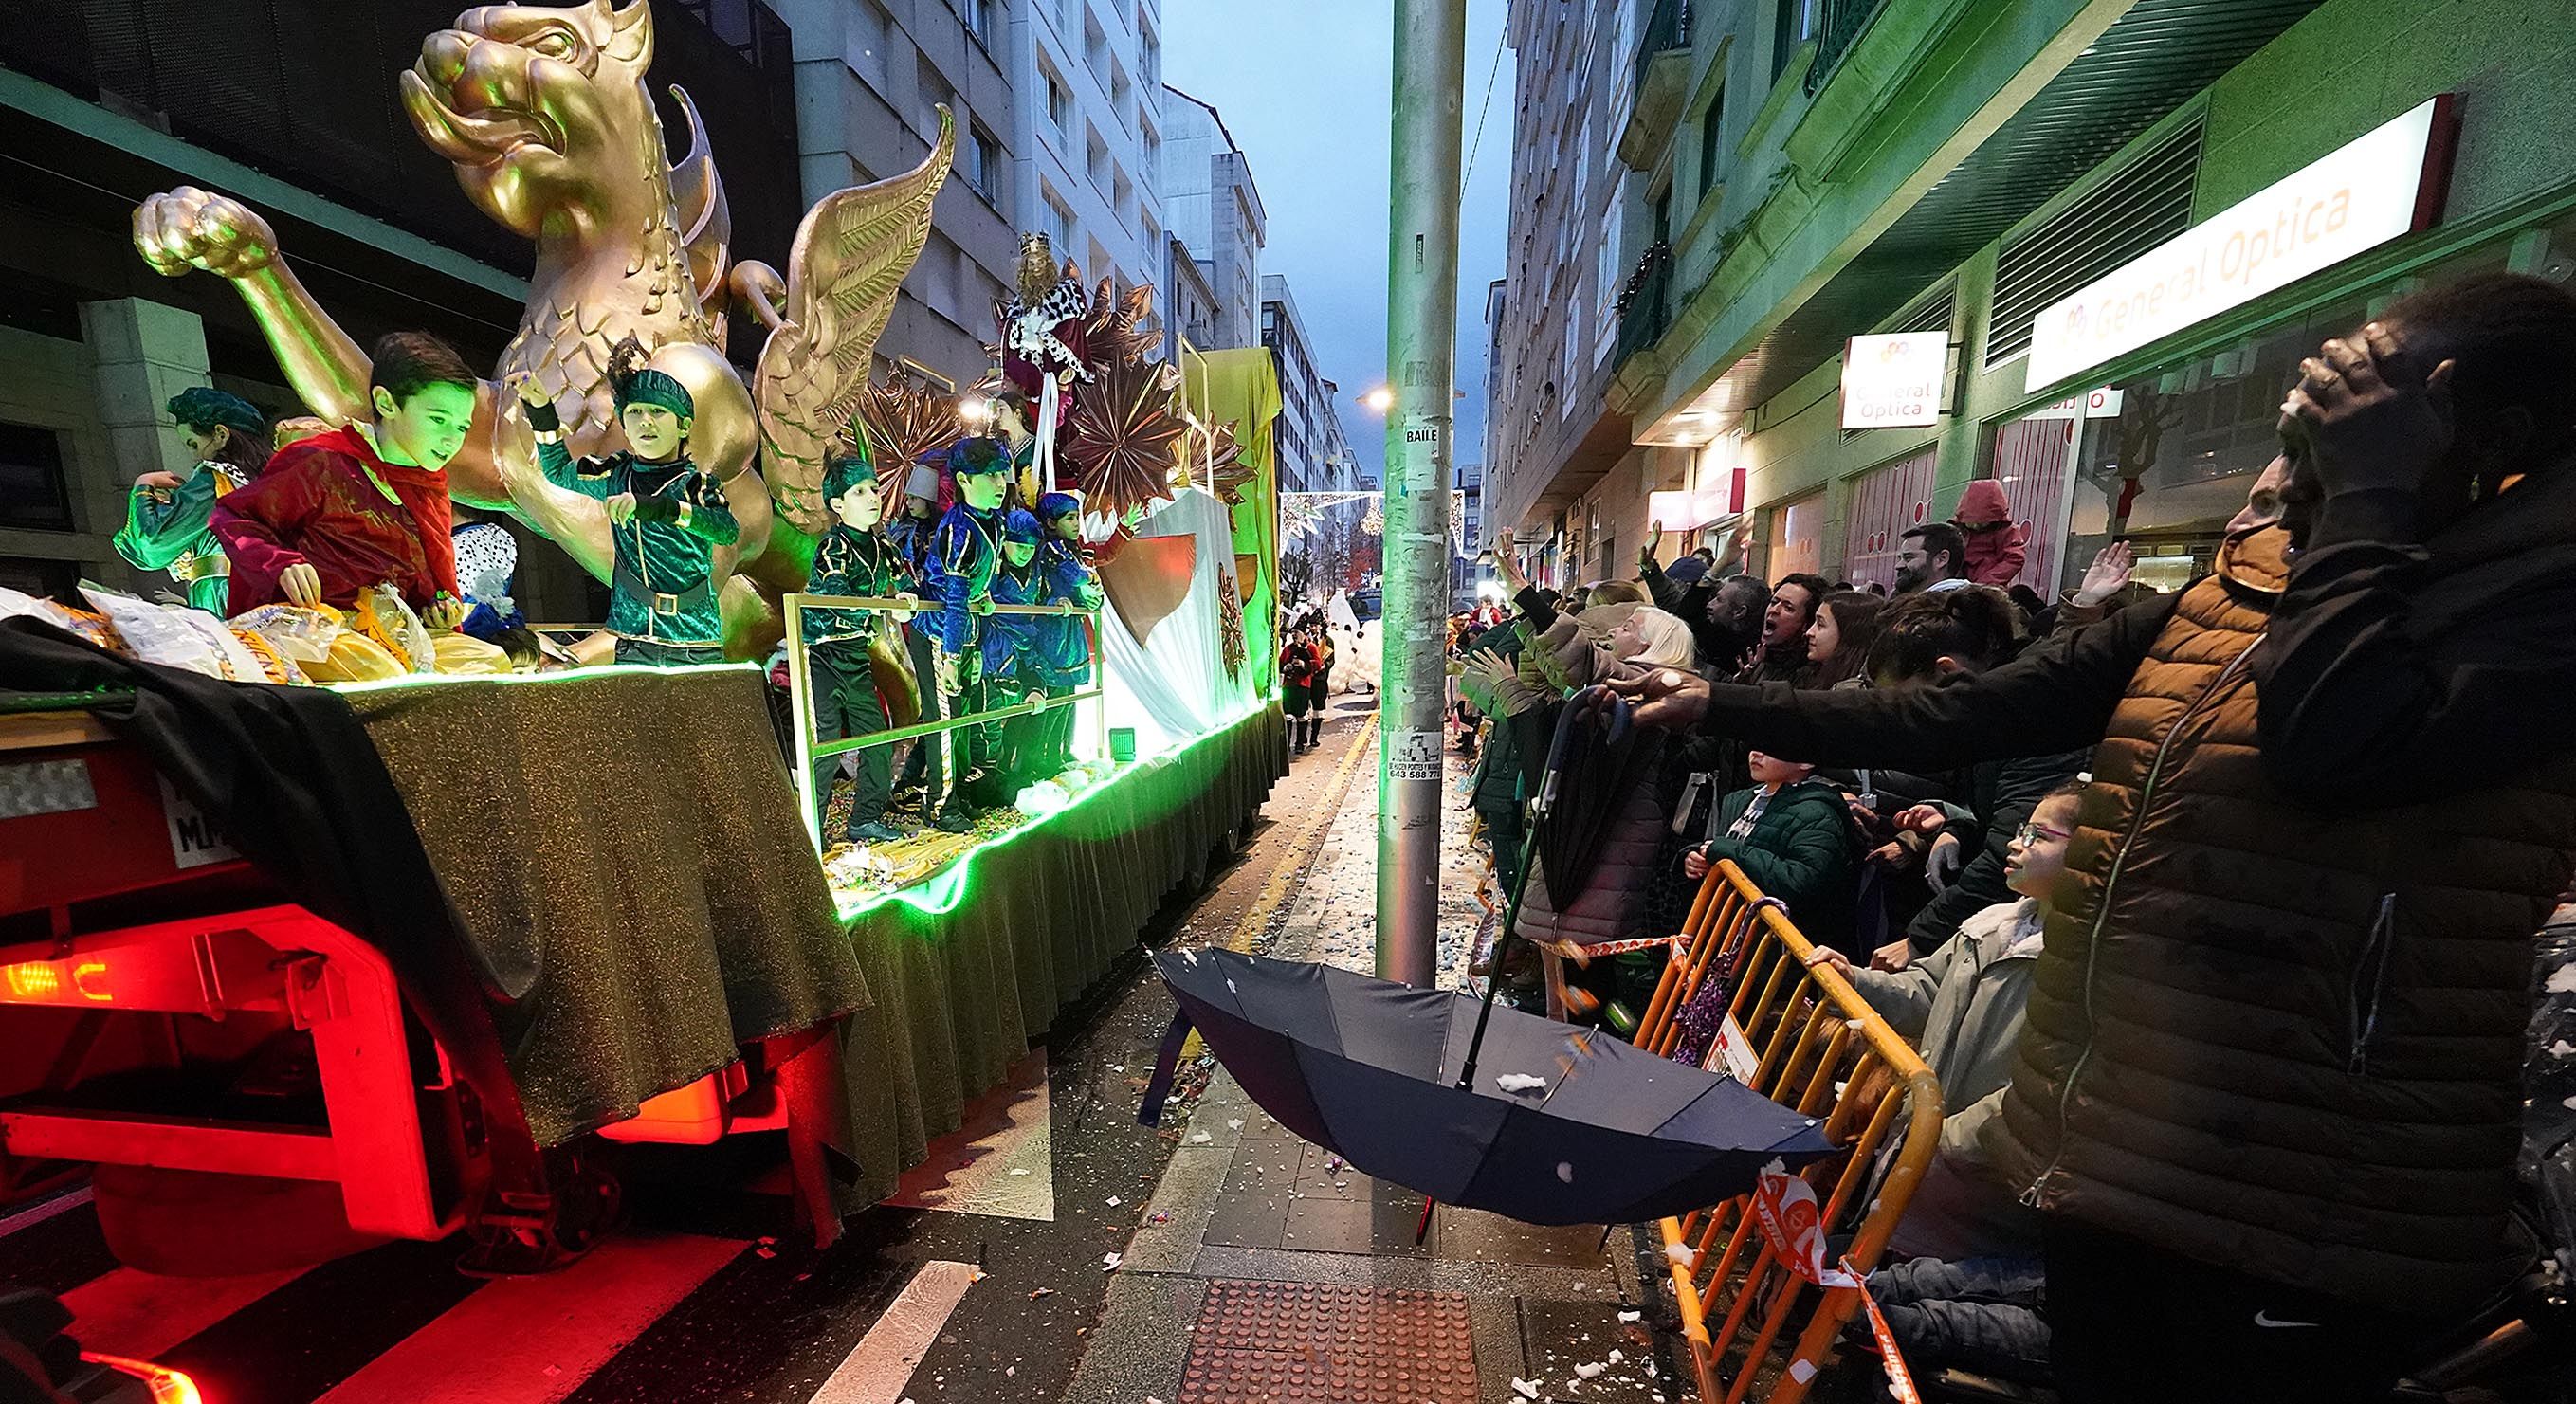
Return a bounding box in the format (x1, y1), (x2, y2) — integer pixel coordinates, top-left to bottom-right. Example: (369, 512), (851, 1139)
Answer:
(400, 0), (656, 239)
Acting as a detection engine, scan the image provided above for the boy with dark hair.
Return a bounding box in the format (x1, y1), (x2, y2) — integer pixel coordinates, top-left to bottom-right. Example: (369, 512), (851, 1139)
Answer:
(929, 437), (1011, 830)
(804, 443), (918, 845)
(512, 338), (737, 666)
(211, 331), (470, 624)
(979, 507), (1047, 795)
(1030, 491), (1103, 776)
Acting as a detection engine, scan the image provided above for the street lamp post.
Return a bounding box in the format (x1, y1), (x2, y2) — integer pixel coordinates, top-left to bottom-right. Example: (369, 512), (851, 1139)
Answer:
(1377, 0), (1464, 988)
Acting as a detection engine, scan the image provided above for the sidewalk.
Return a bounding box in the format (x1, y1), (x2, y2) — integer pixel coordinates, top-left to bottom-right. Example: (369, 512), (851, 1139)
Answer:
(1066, 713), (1681, 1404)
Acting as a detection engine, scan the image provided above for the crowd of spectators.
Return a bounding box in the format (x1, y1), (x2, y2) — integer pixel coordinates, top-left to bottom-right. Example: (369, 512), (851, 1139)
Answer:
(1449, 271), (2576, 1403)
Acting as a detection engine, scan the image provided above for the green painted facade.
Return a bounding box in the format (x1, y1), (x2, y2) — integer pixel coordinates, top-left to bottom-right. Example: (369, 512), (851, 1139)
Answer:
(1660, 0), (2576, 587)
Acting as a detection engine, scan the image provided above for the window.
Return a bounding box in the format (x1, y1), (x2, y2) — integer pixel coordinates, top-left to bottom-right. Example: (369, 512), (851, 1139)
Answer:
(1141, 119), (1162, 179)
(1042, 187), (1076, 253)
(1139, 24), (1161, 91)
(961, 0), (996, 48)
(1696, 84), (1726, 202)
(1593, 208), (1621, 364)
(1087, 127), (1111, 191)
(916, 52), (953, 118)
(966, 123), (1003, 203)
(1045, 68), (1070, 131)
(0, 423), (72, 532)
(1773, 0), (1819, 81)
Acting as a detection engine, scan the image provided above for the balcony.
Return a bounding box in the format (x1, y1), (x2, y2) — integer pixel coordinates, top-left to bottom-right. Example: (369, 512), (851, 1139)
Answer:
(1616, 0), (1692, 169)
(1613, 241), (1675, 369)
(1803, 0), (1886, 96)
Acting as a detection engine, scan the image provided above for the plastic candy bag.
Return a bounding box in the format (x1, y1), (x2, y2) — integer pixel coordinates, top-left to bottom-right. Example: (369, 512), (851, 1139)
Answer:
(228, 603), (343, 664)
(1, 586), (126, 653)
(350, 584), (437, 674)
(79, 584), (264, 682)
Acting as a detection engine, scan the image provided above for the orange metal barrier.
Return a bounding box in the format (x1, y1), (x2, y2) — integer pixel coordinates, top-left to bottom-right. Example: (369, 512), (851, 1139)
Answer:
(1637, 861), (1944, 1404)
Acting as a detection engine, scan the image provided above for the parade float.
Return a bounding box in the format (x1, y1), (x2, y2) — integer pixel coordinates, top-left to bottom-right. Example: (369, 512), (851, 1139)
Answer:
(0, 0), (1284, 1271)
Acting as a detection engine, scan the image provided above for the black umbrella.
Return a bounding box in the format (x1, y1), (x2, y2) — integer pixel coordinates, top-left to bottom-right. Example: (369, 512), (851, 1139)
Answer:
(1140, 945), (1833, 1226)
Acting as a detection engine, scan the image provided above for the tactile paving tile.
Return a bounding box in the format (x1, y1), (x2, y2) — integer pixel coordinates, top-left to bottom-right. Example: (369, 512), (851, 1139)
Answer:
(1178, 1280), (1478, 1404)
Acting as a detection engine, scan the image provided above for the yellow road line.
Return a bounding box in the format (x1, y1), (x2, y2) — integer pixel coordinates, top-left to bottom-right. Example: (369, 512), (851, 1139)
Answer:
(1220, 712), (1379, 953)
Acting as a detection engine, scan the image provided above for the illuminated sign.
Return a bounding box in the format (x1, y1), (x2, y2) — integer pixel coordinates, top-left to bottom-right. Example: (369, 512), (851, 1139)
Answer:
(1839, 332), (1948, 429)
(2025, 95), (2457, 392)
(2024, 387), (2126, 421)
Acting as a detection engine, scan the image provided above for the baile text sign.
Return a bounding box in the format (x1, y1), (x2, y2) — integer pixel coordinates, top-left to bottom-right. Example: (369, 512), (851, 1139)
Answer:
(2024, 95), (2457, 392)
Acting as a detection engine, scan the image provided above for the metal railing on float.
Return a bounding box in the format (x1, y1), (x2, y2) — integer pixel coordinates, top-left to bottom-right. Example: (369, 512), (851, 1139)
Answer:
(779, 593), (1106, 853)
(1629, 859), (1943, 1404)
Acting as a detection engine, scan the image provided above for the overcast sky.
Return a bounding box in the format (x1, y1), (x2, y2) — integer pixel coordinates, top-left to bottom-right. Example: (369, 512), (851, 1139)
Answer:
(1164, 0), (1514, 481)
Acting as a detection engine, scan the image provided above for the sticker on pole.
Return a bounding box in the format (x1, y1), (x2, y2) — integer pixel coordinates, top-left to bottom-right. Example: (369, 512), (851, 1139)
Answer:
(1387, 730), (1443, 782)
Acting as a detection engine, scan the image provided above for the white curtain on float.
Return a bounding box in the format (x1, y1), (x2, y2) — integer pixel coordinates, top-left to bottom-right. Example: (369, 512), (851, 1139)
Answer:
(1096, 490), (1257, 760)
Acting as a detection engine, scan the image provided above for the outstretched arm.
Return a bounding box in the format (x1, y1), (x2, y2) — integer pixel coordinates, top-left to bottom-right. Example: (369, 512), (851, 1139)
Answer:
(134, 189), (373, 426)
(1618, 595), (2174, 769)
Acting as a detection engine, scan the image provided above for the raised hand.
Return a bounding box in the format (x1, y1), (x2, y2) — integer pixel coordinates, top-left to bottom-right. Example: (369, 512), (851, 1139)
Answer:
(134, 187), (280, 280)
(1600, 667), (1709, 731)
(508, 373), (552, 409)
(2071, 540), (2135, 608)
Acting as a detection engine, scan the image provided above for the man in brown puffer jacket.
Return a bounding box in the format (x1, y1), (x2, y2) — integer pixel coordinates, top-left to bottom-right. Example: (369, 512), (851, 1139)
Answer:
(1616, 271), (2576, 1402)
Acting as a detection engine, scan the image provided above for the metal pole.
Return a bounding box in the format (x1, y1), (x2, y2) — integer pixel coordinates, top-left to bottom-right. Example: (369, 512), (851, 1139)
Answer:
(1377, 0), (1464, 987)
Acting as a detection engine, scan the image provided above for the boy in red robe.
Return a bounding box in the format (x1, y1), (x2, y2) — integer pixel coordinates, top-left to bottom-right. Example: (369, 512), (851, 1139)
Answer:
(211, 332), (471, 627)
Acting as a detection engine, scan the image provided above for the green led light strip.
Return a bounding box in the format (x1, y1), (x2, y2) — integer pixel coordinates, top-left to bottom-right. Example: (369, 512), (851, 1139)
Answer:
(834, 702), (1271, 923)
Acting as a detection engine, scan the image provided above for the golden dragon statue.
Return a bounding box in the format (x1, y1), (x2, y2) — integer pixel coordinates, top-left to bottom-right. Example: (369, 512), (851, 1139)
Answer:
(129, 0), (952, 651)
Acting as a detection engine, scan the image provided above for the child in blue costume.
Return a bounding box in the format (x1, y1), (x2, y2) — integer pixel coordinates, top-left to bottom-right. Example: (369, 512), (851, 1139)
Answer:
(805, 444), (919, 845)
(928, 437), (1011, 830)
(1031, 491), (1105, 777)
(511, 339), (739, 666)
(980, 508), (1047, 793)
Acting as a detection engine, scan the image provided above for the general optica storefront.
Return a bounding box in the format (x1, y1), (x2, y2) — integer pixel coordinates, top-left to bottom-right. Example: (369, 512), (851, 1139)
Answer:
(1990, 93), (2576, 599)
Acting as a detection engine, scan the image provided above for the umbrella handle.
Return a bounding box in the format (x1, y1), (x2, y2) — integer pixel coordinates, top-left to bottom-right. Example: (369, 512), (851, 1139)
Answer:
(1455, 807), (1547, 1090)
(1136, 1009), (1195, 1127)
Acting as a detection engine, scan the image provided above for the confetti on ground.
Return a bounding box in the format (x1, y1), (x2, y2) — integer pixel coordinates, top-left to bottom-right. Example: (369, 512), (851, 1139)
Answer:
(1511, 1378), (1541, 1400)
(1190, 1131), (1212, 1143)
(1495, 1073), (1546, 1093)
(1102, 1252), (1122, 1271)
(1576, 1361), (1607, 1379)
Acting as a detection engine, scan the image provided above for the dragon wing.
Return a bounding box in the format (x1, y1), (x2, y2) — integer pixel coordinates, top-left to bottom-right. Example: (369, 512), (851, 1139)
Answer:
(667, 85), (733, 344)
(754, 105), (955, 534)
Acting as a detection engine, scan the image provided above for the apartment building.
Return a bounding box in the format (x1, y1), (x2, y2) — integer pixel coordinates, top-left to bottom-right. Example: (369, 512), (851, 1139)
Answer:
(1259, 276), (1332, 493)
(1160, 85), (1266, 350)
(773, 0), (1023, 387)
(1009, 0), (1167, 317)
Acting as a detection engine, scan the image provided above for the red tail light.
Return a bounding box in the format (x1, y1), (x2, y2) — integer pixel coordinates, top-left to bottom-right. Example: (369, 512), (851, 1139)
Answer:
(80, 1351), (205, 1403)
(0, 957), (112, 1004)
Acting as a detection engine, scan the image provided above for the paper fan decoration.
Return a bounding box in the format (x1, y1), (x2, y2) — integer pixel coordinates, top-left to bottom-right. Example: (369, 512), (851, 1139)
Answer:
(1066, 358), (1188, 523)
(1087, 278), (1159, 369)
(1197, 420), (1253, 503)
(850, 374), (966, 514)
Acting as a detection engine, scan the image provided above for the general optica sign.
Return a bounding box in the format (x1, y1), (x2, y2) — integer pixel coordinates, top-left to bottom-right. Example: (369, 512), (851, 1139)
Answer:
(1839, 331), (1949, 429)
(2024, 95), (2458, 392)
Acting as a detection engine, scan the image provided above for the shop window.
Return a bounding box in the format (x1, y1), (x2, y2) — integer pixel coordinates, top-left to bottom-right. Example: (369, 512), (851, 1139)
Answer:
(1767, 493), (1825, 580)
(0, 423), (73, 533)
(1841, 448), (1935, 592)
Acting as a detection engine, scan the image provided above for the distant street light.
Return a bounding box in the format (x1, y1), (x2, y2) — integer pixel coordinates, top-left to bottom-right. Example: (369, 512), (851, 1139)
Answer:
(1360, 386), (1396, 413)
